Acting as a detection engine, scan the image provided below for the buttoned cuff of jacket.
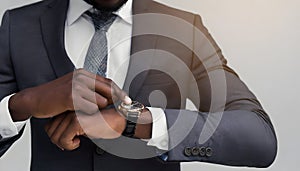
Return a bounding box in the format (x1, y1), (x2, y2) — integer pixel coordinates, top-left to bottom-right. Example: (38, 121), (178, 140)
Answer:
(144, 107), (169, 151)
(0, 94), (27, 141)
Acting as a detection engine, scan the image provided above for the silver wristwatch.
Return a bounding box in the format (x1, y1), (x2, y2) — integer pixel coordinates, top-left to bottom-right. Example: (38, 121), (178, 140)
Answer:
(118, 101), (144, 137)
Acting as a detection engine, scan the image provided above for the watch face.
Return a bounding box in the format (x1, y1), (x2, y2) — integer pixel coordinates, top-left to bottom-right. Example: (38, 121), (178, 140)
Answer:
(120, 101), (144, 112)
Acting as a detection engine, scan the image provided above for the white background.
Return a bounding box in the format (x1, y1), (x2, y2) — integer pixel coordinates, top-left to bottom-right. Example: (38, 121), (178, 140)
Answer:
(0, 0), (299, 170)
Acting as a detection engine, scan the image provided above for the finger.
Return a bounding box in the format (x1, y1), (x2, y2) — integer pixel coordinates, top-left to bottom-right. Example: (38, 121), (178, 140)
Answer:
(110, 82), (131, 105)
(45, 114), (67, 138)
(75, 69), (131, 104)
(73, 97), (101, 114)
(50, 113), (74, 148)
(94, 78), (131, 104)
(78, 86), (109, 109)
(60, 116), (84, 150)
(94, 79), (114, 101)
(69, 137), (81, 150)
(73, 73), (113, 104)
(71, 83), (99, 112)
(83, 77), (118, 104)
(75, 69), (109, 84)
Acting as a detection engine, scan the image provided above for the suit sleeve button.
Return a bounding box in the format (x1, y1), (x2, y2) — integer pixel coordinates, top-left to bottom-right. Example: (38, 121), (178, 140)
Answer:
(206, 147), (213, 157)
(199, 147), (206, 157)
(191, 147), (199, 156)
(184, 147), (192, 157)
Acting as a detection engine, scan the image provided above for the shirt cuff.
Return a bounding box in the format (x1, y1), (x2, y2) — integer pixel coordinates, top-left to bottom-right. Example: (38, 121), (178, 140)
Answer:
(0, 94), (27, 139)
(145, 107), (169, 151)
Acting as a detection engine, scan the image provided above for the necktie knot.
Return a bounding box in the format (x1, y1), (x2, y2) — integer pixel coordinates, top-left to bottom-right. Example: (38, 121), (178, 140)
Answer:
(86, 10), (117, 31)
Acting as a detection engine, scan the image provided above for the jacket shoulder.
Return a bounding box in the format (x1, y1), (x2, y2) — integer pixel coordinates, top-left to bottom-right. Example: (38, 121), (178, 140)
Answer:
(7, 0), (54, 18)
(149, 1), (196, 24)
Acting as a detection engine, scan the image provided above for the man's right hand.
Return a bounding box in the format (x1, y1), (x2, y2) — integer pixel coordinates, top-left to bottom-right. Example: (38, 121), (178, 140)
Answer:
(8, 69), (131, 121)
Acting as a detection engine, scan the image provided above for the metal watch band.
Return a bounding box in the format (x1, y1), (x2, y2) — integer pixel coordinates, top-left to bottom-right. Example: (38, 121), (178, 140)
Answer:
(122, 111), (140, 137)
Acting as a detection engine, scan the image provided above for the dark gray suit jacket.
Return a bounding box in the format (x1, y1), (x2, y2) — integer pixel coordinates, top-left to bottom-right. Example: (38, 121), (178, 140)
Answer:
(0, 0), (277, 170)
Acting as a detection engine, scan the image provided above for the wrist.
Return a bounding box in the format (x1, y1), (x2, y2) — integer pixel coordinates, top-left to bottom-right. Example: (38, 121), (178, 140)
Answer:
(111, 109), (127, 137)
(9, 89), (35, 121)
(133, 108), (153, 139)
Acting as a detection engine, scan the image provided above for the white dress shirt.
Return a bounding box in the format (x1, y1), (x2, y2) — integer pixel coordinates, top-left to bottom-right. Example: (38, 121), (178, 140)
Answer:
(0, 0), (168, 150)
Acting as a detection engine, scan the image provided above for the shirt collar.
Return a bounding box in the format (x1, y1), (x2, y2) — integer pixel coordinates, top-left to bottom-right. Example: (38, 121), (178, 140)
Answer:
(67, 0), (133, 26)
(114, 0), (133, 25)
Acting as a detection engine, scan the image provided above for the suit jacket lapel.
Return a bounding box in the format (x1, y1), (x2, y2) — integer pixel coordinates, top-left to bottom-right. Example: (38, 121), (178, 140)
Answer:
(40, 0), (74, 78)
(124, 0), (158, 99)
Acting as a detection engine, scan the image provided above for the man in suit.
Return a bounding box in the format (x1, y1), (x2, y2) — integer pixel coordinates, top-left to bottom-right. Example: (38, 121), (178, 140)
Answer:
(0, 0), (277, 170)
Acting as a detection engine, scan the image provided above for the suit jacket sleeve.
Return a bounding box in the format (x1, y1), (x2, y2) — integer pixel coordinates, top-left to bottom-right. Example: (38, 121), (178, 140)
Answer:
(0, 11), (26, 157)
(163, 14), (277, 167)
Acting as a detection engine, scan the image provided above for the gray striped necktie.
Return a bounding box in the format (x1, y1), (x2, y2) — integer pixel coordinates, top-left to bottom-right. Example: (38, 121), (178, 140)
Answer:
(84, 10), (117, 77)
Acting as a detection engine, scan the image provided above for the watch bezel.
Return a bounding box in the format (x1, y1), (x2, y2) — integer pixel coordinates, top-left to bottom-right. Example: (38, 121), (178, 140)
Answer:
(118, 101), (144, 116)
